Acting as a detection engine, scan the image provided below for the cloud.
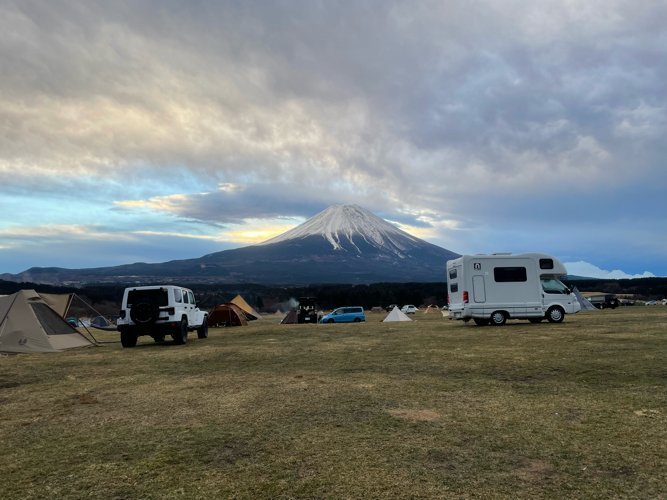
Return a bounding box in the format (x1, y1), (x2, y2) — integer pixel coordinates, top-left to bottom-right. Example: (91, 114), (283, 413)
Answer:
(0, 1), (666, 275)
(564, 261), (656, 279)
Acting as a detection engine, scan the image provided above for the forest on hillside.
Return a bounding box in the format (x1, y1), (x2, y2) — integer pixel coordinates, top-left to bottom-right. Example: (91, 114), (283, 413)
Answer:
(2, 278), (666, 315)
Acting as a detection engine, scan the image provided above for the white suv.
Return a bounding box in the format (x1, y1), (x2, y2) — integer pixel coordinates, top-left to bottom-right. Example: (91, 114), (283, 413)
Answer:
(401, 305), (418, 314)
(116, 285), (208, 347)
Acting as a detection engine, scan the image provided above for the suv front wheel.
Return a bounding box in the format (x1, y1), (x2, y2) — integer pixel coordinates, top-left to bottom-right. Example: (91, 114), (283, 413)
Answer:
(173, 317), (188, 345)
(197, 319), (208, 339)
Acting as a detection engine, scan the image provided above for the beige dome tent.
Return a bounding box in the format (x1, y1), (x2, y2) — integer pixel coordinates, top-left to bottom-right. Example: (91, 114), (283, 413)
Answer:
(382, 306), (412, 322)
(0, 290), (94, 353)
(230, 295), (262, 320)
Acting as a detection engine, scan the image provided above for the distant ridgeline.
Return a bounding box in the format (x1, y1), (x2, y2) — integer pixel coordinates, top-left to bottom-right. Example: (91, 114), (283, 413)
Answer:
(2, 278), (666, 312)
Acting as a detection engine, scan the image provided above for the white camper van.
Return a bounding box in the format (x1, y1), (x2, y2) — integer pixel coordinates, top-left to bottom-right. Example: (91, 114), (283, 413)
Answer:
(447, 253), (581, 326)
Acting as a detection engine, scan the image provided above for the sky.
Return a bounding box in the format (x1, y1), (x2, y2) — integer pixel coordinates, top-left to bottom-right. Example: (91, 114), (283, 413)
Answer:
(1, 0), (665, 279)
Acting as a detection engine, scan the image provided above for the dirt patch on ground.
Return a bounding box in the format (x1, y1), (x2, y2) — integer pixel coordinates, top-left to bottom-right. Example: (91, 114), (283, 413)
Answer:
(515, 459), (556, 482)
(388, 408), (440, 422)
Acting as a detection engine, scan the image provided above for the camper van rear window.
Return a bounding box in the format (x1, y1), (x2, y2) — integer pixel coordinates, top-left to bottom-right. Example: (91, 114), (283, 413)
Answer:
(494, 267), (527, 282)
(539, 259), (554, 270)
(449, 269), (457, 279)
(450, 283), (458, 293)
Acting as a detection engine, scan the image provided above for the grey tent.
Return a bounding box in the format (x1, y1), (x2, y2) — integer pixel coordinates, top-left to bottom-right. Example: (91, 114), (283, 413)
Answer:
(382, 306), (413, 322)
(573, 286), (597, 311)
(0, 290), (94, 353)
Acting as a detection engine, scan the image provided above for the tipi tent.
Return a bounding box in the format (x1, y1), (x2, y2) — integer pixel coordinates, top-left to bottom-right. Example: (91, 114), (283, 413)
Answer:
(0, 290), (94, 353)
(280, 310), (298, 324)
(230, 295), (262, 320)
(207, 303), (248, 327)
(573, 286), (597, 311)
(383, 306), (413, 322)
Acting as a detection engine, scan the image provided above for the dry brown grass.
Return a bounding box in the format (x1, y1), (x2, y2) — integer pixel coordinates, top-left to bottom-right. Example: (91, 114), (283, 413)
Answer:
(1, 306), (666, 498)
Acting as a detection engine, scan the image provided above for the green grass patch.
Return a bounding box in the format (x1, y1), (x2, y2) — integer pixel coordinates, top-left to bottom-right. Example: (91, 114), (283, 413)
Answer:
(1, 307), (666, 498)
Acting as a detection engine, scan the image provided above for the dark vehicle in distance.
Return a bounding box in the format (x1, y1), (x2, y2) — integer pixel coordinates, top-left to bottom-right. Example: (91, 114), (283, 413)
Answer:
(297, 297), (322, 324)
(587, 294), (620, 309)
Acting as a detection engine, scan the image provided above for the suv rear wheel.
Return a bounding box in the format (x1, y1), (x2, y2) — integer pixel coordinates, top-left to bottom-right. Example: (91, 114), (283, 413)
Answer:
(172, 317), (188, 345)
(120, 330), (138, 348)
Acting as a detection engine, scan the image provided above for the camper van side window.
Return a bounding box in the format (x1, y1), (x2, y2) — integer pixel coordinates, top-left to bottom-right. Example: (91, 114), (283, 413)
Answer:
(539, 259), (554, 270)
(494, 267), (527, 282)
(449, 269), (457, 279)
(450, 283), (458, 293)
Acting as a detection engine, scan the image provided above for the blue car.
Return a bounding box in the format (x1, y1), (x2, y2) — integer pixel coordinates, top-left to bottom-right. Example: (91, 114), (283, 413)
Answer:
(320, 306), (366, 323)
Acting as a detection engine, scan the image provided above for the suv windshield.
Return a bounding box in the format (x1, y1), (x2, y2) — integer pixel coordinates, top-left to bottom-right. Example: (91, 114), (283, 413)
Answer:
(127, 289), (169, 307)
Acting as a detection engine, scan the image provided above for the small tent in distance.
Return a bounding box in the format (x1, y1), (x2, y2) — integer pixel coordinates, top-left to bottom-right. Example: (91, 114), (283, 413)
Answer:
(573, 286), (597, 311)
(0, 290), (94, 353)
(280, 310), (298, 324)
(230, 295), (262, 320)
(383, 306), (413, 322)
(207, 303), (248, 327)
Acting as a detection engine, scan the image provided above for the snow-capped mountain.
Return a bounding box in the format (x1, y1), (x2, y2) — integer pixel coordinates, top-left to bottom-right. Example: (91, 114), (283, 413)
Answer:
(260, 204), (423, 257)
(4, 205), (460, 284)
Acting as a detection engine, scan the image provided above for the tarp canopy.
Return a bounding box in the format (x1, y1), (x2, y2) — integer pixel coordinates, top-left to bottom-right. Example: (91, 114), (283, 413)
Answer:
(230, 295), (262, 320)
(383, 306), (413, 322)
(0, 290), (94, 353)
(208, 303), (248, 327)
(573, 286), (598, 311)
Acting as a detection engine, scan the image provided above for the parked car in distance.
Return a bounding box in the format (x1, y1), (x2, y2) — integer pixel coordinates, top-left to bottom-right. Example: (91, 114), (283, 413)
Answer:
(385, 304), (399, 312)
(587, 294), (620, 309)
(401, 305), (418, 314)
(320, 307), (366, 323)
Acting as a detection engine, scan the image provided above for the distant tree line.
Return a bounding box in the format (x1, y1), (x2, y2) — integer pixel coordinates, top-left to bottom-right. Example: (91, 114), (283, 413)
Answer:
(2, 277), (666, 314)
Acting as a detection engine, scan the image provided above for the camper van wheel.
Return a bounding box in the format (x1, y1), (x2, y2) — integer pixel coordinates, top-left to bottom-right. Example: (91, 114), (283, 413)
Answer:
(120, 330), (138, 348)
(473, 318), (489, 326)
(173, 318), (188, 345)
(490, 311), (507, 326)
(546, 306), (564, 323)
(197, 320), (209, 339)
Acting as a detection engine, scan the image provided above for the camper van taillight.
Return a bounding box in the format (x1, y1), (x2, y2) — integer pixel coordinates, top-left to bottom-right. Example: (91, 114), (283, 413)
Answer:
(463, 291), (469, 304)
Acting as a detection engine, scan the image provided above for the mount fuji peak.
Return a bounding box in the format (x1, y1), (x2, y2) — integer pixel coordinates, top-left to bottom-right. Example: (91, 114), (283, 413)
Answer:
(5, 205), (460, 285)
(260, 204), (422, 257)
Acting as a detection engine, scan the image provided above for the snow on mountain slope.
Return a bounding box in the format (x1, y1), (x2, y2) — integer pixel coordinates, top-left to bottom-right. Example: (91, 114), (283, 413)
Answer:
(259, 204), (422, 256)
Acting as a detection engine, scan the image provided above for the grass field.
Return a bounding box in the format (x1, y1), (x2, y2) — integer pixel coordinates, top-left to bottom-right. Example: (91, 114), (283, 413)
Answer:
(1, 307), (666, 499)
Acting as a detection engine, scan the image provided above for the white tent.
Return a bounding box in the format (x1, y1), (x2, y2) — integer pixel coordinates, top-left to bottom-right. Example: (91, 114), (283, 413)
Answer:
(383, 306), (413, 322)
(573, 286), (597, 311)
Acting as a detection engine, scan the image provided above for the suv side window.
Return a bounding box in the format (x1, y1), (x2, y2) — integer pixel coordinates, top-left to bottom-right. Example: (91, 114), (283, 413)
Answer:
(174, 288), (183, 303)
(183, 290), (189, 304)
(188, 291), (195, 305)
